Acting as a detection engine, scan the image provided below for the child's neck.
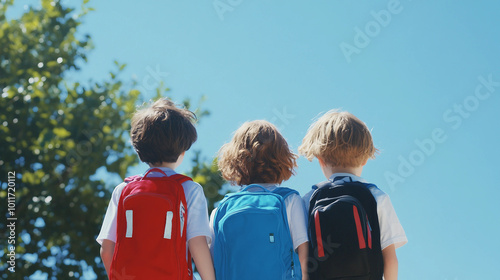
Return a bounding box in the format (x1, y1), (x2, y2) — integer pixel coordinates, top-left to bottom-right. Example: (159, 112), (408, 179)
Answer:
(149, 153), (185, 171)
(150, 162), (177, 170)
(322, 165), (363, 179)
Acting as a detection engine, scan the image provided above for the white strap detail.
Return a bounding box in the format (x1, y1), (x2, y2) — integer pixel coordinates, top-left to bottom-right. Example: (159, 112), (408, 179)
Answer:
(125, 210), (133, 238)
(180, 203), (185, 238)
(164, 211), (173, 239)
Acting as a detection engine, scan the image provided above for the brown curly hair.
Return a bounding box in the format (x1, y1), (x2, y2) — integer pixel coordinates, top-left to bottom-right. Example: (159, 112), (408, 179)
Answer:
(217, 120), (297, 186)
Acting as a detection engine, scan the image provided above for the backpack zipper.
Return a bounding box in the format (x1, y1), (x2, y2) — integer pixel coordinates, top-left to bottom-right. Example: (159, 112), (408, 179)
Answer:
(290, 248), (295, 278)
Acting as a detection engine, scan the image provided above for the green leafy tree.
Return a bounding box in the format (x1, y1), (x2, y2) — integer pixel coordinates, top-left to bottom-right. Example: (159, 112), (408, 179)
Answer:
(0, 0), (225, 279)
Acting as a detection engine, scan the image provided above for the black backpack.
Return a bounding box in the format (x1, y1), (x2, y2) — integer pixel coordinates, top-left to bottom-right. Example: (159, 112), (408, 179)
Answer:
(307, 178), (384, 280)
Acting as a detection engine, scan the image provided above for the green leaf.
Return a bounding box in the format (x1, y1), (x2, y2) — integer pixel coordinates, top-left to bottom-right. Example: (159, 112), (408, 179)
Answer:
(53, 127), (71, 138)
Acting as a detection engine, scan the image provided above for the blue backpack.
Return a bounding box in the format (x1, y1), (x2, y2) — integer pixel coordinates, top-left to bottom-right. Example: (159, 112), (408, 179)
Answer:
(212, 185), (302, 280)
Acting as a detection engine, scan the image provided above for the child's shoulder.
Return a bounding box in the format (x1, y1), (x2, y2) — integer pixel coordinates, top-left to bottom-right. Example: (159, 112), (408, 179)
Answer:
(178, 176), (203, 195)
(363, 182), (390, 203)
(111, 181), (128, 197)
(301, 187), (315, 201)
(273, 186), (300, 196)
(274, 186), (304, 207)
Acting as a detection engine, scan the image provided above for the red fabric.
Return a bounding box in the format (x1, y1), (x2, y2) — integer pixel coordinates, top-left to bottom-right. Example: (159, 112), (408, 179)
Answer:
(366, 216), (372, 249)
(110, 170), (193, 280)
(352, 206), (366, 250)
(314, 210), (325, 258)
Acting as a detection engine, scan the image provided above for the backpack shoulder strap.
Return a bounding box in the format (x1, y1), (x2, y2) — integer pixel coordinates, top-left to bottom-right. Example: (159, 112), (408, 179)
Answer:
(124, 175), (142, 183)
(241, 184), (270, 192)
(309, 180), (334, 205)
(363, 183), (377, 189)
(313, 180), (333, 190)
(123, 168), (168, 183)
(310, 181), (375, 199)
(125, 171), (193, 184)
(272, 187), (299, 200)
(168, 173), (193, 184)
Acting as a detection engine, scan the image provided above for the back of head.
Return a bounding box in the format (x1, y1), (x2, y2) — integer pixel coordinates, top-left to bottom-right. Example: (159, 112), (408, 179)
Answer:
(130, 98), (197, 165)
(298, 110), (377, 168)
(218, 120), (297, 186)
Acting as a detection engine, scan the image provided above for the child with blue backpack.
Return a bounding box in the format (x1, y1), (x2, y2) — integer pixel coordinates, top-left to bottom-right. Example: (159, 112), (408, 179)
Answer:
(210, 120), (309, 280)
(299, 110), (407, 280)
(97, 98), (215, 280)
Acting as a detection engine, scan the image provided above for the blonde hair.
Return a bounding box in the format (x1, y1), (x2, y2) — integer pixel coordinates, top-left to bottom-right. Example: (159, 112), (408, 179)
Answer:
(218, 120), (297, 186)
(298, 110), (377, 167)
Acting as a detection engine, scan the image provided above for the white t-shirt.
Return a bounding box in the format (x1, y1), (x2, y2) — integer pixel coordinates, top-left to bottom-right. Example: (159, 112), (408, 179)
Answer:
(209, 184), (309, 251)
(96, 167), (212, 245)
(302, 173), (407, 250)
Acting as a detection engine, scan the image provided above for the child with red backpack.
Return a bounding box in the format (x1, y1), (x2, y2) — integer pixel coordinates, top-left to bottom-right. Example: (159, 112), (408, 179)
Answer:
(299, 110), (407, 280)
(97, 98), (215, 280)
(210, 120), (309, 280)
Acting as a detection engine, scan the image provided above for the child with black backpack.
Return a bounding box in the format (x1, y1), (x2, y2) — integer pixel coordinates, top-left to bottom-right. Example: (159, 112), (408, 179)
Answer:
(97, 98), (215, 280)
(210, 120), (309, 280)
(299, 110), (407, 280)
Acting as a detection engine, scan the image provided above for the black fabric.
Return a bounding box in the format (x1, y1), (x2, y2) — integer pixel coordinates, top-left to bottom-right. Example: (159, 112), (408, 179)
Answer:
(307, 181), (384, 280)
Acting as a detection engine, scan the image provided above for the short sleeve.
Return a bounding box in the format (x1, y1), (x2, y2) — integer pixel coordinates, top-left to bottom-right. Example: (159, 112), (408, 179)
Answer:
(302, 189), (314, 215)
(208, 208), (217, 255)
(371, 188), (408, 250)
(183, 180), (212, 243)
(96, 182), (127, 245)
(284, 193), (309, 250)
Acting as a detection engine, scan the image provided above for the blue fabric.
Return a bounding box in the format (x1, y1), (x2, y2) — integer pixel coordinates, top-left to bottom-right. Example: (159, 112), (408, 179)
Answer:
(212, 185), (301, 280)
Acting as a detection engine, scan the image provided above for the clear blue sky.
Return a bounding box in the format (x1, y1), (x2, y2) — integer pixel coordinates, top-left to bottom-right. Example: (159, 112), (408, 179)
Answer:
(17, 0), (500, 279)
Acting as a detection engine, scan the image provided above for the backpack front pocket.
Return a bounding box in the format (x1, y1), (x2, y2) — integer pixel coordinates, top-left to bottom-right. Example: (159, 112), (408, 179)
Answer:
(218, 208), (285, 280)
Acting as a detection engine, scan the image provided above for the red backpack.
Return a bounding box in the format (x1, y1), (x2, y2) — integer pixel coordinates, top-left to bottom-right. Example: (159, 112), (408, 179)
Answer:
(110, 168), (193, 280)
